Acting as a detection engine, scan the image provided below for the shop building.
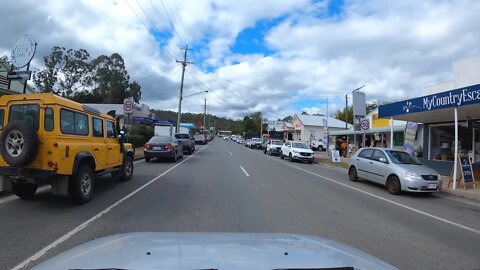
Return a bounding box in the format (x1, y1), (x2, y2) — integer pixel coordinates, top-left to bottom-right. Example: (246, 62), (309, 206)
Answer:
(0, 59), (35, 95)
(378, 54), (480, 183)
(292, 114), (350, 144)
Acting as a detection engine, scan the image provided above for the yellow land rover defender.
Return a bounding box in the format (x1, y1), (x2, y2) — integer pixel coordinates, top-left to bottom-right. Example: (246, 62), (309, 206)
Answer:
(0, 93), (135, 203)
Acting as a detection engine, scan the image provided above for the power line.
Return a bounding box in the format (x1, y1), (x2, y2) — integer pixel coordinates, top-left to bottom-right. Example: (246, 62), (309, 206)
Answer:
(188, 69), (237, 106)
(170, 0), (189, 43)
(134, 0), (157, 29)
(159, 0), (187, 45)
(131, 64), (180, 82)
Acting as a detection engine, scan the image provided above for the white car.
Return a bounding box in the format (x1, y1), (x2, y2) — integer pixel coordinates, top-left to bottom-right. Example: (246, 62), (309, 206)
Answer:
(310, 139), (326, 151)
(280, 141), (315, 163)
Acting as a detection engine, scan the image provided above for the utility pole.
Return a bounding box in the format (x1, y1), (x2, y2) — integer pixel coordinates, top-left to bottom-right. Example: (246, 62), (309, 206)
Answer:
(202, 98), (207, 130)
(345, 94), (348, 130)
(176, 45), (193, 133)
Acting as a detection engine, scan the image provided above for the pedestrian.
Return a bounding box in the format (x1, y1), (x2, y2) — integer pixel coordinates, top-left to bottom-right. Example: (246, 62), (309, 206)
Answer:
(341, 140), (348, 157)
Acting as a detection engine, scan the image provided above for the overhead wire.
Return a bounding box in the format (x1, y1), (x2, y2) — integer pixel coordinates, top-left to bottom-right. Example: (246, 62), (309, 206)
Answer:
(134, 0), (157, 29)
(158, 0), (187, 46)
(188, 67), (238, 107)
(169, 0), (189, 44)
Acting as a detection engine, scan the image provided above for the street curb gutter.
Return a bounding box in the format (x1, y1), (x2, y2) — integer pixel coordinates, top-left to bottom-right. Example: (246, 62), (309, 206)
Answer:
(315, 158), (480, 204)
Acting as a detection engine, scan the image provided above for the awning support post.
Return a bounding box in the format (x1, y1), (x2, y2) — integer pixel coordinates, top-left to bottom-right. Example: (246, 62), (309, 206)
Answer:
(390, 117), (394, 148)
(453, 107), (458, 190)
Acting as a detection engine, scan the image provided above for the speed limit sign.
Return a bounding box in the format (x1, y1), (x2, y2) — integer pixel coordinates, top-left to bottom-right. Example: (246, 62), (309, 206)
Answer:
(360, 118), (369, 131)
(123, 98), (134, 114)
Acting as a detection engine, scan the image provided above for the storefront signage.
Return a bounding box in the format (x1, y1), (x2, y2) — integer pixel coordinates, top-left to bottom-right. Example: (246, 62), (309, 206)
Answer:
(11, 35), (36, 68)
(403, 122), (418, 154)
(378, 83), (480, 118)
(371, 113), (390, 128)
(332, 150), (340, 162)
(460, 156), (473, 183)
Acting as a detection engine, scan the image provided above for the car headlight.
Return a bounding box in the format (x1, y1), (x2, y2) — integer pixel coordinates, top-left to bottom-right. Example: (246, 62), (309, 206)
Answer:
(405, 171), (423, 180)
(292, 150), (299, 153)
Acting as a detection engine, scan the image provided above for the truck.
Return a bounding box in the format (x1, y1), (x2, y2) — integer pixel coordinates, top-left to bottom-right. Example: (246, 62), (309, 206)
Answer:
(154, 125), (173, 136)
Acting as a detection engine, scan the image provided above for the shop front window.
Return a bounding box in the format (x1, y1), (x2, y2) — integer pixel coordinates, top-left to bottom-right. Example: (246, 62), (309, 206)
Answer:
(429, 123), (472, 161)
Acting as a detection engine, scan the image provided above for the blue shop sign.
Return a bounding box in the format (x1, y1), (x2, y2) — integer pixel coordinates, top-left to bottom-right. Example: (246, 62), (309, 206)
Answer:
(133, 117), (154, 123)
(379, 83), (480, 118)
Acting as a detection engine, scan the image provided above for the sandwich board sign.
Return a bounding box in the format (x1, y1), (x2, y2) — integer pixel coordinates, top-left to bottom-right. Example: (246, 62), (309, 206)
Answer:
(449, 155), (476, 190)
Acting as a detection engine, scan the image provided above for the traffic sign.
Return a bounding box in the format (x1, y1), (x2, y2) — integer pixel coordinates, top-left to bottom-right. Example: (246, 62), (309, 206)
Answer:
(7, 70), (31, 80)
(360, 118), (369, 131)
(123, 98), (134, 114)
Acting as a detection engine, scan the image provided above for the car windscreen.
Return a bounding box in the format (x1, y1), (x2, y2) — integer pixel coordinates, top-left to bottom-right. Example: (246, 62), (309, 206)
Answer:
(8, 104), (39, 130)
(175, 134), (190, 139)
(271, 140), (283, 145)
(386, 150), (422, 165)
(148, 136), (172, 143)
(252, 138), (261, 142)
(292, 142), (309, 149)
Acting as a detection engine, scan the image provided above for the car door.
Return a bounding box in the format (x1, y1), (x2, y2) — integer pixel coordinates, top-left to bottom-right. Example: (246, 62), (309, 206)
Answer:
(355, 149), (374, 179)
(369, 150), (390, 184)
(282, 141), (290, 156)
(106, 120), (122, 166)
(91, 117), (108, 170)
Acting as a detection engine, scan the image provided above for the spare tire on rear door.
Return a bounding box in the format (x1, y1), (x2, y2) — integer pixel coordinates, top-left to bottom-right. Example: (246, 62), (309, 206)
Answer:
(0, 120), (39, 167)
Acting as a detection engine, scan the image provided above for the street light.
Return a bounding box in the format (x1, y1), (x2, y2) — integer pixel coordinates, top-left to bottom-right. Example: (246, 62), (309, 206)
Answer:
(177, 90), (208, 131)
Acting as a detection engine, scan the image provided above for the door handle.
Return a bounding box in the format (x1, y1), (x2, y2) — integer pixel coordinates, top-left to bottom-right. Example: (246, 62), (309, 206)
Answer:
(94, 148), (99, 151)
(356, 158), (360, 161)
(109, 148), (113, 150)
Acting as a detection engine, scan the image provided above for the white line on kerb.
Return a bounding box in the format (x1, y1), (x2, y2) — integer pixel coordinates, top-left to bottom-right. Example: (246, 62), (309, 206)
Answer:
(265, 155), (480, 236)
(240, 166), (250, 177)
(11, 145), (208, 270)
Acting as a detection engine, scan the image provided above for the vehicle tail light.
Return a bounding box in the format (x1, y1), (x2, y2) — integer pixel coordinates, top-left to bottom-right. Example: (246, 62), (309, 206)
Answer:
(144, 144), (150, 150)
(165, 144), (173, 150)
(47, 161), (53, 168)
(53, 162), (58, 171)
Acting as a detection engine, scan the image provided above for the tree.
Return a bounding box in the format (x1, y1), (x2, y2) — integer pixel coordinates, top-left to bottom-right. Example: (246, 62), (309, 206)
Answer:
(335, 106), (353, 124)
(282, 115), (293, 122)
(33, 46), (64, 94)
(301, 111), (309, 115)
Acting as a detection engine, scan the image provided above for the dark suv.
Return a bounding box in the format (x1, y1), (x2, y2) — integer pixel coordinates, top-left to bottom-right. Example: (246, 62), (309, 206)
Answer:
(175, 133), (195, 154)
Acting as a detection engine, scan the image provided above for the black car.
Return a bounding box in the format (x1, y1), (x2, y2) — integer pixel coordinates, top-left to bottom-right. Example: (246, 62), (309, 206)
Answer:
(144, 135), (184, 162)
(175, 133), (195, 154)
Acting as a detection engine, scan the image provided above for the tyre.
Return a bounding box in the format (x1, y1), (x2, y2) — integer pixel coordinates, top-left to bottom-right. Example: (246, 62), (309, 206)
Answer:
(289, 153), (294, 162)
(269, 150), (273, 156)
(318, 146), (324, 151)
(172, 151), (178, 162)
(308, 160), (313, 164)
(145, 157), (151, 162)
(264, 148), (267, 154)
(69, 165), (95, 204)
(387, 176), (401, 195)
(348, 167), (359, 182)
(0, 120), (39, 167)
(12, 183), (38, 199)
(280, 152), (284, 159)
(112, 156), (134, 181)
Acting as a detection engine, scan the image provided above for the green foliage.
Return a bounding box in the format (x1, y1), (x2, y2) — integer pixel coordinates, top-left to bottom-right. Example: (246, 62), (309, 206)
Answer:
(34, 46), (141, 103)
(335, 106), (353, 124)
(129, 124), (154, 142)
(127, 134), (145, 148)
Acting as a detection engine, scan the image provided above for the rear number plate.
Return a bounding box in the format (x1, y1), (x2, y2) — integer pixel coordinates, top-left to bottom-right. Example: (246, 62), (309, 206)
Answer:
(427, 183), (437, 189)
(153, 147), (162, 150)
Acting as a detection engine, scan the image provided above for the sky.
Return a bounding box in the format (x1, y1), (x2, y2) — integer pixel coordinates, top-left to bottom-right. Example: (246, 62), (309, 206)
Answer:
(1, 0), (480, 120)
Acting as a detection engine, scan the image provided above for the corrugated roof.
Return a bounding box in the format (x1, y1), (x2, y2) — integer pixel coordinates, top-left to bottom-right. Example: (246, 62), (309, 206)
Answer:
(329, 124), (407, 136)
(295, 114), (350, 128)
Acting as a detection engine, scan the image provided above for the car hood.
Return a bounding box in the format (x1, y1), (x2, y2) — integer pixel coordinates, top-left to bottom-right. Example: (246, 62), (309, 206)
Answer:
(395, 164), (439, 175)
(292, 147), (314, 153)
(33, 232), (396, 270)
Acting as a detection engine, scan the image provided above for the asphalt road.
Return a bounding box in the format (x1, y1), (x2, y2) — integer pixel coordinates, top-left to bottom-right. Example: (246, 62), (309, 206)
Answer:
(1, 138), (480, 269)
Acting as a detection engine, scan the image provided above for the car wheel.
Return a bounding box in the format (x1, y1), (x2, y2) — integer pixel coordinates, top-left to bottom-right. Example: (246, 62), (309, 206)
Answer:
(0, 120), (39, 167)
(69, 165), (94, 204)
(264, 148), (267, 154)
(318, 146), (324, 151)
(387, 175), (401, 195)
(145, 157), (151, 162)
(280, 151), (284, 159)
(348, 166), (359, 182)
(289, 153), (294, 162)
(118, 156), (134, 181)
(308, 160), (313, 164)
(172, 151), (178, 162)
(12, 183), (38, 199)
(269, 150), (273, 156)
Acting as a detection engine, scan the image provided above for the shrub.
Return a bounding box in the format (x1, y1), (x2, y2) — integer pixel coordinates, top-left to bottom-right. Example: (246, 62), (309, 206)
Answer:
(127, 134), (145, 148)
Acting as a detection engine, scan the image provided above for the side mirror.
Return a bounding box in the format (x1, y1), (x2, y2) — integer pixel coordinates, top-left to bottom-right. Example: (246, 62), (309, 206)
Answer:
(379, 157), (387, 163)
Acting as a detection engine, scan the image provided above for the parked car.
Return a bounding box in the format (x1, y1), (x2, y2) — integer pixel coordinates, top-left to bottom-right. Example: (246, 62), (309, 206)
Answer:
(280, 141), (315, 163)
(264, 139), (284, 155)
(245, 139), (252, 147)
(144, 135), (183, 162)
(175, 133), (195, 154)
(348, 148), (442, 195)
(194, 133), (207, 144)
(310, 139), (326, 151)
(0, 93), (135, 204)
(250, 137), (263, 149)
(239, 138), (245, 144)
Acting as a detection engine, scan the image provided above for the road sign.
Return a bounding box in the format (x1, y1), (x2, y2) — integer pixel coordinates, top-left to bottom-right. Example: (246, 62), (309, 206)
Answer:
(11, 35), (36, 68)
(360, 118), (369, 131)
(123, 98), (134, 114)
(6, 70), (32, 80)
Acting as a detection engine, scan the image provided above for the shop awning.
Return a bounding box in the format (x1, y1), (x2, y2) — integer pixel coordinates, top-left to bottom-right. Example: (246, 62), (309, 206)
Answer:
(329, 124), (406, 136)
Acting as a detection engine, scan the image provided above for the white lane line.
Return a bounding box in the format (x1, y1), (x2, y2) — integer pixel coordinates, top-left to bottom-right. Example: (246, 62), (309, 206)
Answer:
(229, 152), (232, 156)
(12, 145), (208, 270)
(240, 166), (250, 177)
(265, 155), (480, 235)
(133, 159), (144, 164)
(0, 186), (51, 205)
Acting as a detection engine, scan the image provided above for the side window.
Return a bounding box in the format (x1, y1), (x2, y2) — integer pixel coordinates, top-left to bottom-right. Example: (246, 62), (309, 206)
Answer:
(0, 109), (4, 130)
(44, 107), (54, 131)
(92, 117), (104, 138)
(9, 104), (39, 130)
(358, 149), (374, 159)
(372, 150), (387, 162)
(106, 121), (116, 138)
(60, 109), (89, 136)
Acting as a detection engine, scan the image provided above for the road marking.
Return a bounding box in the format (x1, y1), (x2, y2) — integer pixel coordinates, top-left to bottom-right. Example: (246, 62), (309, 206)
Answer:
(265, 155), (480, 235)
(229, 152), (232, 156)
(133, 159), (144, 164)
(0, 186), (51, 205)
(240, 166), (250, 177)
(11, 145), (208, 270)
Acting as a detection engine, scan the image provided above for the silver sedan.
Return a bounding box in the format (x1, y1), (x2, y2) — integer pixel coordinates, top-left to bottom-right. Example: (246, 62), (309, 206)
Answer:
(348, 148), (442, 194)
